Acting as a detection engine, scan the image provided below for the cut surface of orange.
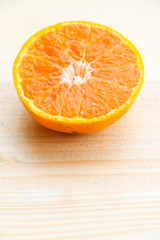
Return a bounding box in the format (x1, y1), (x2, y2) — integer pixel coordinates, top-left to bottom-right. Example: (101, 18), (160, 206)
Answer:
(13, 21), (144, 133)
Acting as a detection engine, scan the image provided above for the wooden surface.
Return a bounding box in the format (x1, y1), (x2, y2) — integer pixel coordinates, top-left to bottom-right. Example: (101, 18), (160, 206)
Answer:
(0, 0), (160, 239)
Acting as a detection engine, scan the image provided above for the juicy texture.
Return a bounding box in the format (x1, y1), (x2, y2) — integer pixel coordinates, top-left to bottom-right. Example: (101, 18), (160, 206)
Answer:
(17, 23), (141, 120)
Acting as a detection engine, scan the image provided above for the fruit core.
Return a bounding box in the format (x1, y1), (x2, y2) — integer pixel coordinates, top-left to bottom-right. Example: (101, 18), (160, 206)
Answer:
(62, 61), (90, 86)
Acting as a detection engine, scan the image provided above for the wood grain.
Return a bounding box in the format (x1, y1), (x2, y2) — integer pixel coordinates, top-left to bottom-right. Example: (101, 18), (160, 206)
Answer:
(1, 81), (160, 239)
(1, 0), (160, 239)
(1, 192), (160, 240)
(0, 192), (160, 239)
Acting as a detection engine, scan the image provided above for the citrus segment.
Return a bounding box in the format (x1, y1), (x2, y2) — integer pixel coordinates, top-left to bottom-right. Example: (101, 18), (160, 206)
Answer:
(19, 55), (64, 99)
(61, 84), (82, 118)
(91, 64), (140, 88)
(79, 83), (110, 119)
(21, 77), (60, 100)
(27, 31), (71, 68)
(19, 55), (63, 78)
(34, 83), (69, 116)
(87, 78), (132, 109)
(55, 24), (90, 61)
(13, 21), (144, 133)
(91, 43), (137, 68)
(85, 27), (121, 63)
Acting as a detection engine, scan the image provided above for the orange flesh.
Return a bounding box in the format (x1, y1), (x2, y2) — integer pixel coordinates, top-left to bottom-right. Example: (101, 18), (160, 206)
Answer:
(19, 23), (140, 119)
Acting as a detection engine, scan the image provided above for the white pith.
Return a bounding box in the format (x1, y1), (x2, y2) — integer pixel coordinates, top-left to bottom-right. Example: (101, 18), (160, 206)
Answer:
(60, 60), (92, 86)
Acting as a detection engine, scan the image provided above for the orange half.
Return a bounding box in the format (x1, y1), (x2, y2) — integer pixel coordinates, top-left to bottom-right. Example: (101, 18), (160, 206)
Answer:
(13, 21), (144, 133)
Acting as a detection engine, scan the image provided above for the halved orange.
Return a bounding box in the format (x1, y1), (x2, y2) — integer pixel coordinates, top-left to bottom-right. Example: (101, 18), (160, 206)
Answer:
(13, 21), (144, 133)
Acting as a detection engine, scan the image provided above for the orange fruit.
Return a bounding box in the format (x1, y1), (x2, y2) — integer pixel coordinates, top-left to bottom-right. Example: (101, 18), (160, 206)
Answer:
(13, 21), (144, 133)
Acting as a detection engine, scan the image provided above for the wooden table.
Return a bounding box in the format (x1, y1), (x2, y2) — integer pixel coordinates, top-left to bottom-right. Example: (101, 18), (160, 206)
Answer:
(0, 0), (160, 239)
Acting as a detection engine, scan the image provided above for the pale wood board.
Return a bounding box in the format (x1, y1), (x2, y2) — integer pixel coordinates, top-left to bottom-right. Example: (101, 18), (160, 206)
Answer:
(0, 0), (160, 239)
